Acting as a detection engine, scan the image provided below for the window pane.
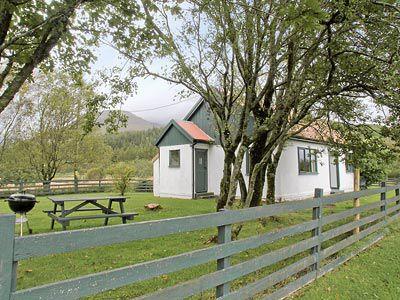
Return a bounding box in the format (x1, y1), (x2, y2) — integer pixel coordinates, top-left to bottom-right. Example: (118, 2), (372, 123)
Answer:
(169, 150), (180, 167)
(310, 150), (317, 173)
(304, 149), (311, 172)
(299, 148), (310, 172)
(299, 148), (317, 173)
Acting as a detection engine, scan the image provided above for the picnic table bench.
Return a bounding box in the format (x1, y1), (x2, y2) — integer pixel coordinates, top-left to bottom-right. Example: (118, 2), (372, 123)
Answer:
(45, 196), (138, 230)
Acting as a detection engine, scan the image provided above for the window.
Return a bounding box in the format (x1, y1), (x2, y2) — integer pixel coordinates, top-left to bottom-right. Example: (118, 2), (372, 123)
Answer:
(345, 154), (354, 173)
(298, 147), (318, 174)
(169, 150), (180, 167)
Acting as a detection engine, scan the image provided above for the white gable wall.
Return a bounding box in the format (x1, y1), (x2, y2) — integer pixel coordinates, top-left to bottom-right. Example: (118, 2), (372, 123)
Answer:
(153, 156), (160, 197)
(157, 144), (193, 198)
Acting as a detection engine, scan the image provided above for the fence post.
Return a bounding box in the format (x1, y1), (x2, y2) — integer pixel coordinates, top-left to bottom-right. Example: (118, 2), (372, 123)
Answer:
(0, 214), (17, 300)
(380, 181), (387, 216)
(74, 177), (79, 193)
(396, 186), (400, 207)
(311, 188), (323, 273)
(353, 168), (361, 234)
(216, 209), (232, 298)
(43, 180), (50, 193)
(18, 180), (24, 193)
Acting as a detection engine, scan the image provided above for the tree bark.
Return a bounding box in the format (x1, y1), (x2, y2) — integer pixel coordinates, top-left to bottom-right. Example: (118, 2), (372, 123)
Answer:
(0, 0), (89, 113)
(251, 165), (266, 206)
(238, 171), (247, 205)
(0, 3), (13, 51)
(266, 143), (284, 204)
(248, 132), (268, 207)
(217, 150), (234, 211)
(266, 163), (276, 205)
(225, 144), (247, 208)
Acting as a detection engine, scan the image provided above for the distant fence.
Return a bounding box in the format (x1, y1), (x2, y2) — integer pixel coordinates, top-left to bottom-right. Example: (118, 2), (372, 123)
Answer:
(1, 182), (399, 299)
(387, 178), (399, 185)
(0, 179), (153, 198)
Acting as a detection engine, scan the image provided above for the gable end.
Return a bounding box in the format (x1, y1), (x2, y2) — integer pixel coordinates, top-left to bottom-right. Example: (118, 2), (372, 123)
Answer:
(155, 120), (193, 147)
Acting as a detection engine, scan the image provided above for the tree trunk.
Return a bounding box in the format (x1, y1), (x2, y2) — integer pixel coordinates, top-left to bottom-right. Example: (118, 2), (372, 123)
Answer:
(226, 144), (247, 208)
(217, 150), (234, 211)
(266, 163), (276, 205)
(238, 171), (247, 205)
(251, 166), (266, 206)
(248, 132), (268, 207)
(266, 144), (284, 204)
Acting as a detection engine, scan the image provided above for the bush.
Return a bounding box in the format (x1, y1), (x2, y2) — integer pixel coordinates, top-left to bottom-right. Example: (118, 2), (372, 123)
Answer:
(85, 167), (106, 181)
(108, 162), (136, 195)
(134, 159), (153, 179)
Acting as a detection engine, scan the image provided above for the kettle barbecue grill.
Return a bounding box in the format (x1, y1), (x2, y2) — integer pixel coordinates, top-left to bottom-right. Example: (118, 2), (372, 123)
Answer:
(5, 193), (37, 235)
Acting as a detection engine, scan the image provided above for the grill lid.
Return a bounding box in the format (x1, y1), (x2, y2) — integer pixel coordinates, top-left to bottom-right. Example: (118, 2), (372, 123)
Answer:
(8, 193), (36, 202)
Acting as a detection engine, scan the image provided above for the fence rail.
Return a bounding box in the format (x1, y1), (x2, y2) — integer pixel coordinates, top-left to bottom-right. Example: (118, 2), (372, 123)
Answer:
(1, 182), (399, 299)
(0, 179), (153, 198)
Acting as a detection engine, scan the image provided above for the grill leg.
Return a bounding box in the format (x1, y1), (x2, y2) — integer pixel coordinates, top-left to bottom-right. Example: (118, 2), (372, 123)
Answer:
(25, 215), (32, 234)
(20, 215), (23, 236)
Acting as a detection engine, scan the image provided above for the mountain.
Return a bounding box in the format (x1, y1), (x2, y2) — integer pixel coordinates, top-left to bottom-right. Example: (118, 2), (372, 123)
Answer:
(98, 110), (162, 132)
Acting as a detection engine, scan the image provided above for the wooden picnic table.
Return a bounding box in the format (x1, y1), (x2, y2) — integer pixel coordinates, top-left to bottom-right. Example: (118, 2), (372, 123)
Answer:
(45, 196), (138, 230)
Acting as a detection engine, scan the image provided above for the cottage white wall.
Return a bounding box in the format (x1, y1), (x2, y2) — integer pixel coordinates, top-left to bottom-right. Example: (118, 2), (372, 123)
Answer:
(153, 139), (354, 200)
(157, 144), (193, 198)
(339, 161), (354, 192)
(275, 139), (354, 200)
(275, 140), (331, 200)
(208, 145), (225, 195)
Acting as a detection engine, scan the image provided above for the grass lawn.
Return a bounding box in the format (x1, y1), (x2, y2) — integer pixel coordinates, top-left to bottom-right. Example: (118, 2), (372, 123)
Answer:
(0, 190), (399, 299)
(293, 220), (400, 299)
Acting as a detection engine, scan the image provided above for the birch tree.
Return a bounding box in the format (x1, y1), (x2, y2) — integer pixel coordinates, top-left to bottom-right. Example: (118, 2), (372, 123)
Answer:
(112, 0), (399, 210)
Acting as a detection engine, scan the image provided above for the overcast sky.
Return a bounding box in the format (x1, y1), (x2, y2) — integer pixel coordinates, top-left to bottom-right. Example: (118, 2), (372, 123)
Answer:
(91, 44), (198, 125)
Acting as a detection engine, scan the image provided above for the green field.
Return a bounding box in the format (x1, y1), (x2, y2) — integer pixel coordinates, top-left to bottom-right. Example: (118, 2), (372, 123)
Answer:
(0, 191), (398, 299)
(294, 219), (400, 299)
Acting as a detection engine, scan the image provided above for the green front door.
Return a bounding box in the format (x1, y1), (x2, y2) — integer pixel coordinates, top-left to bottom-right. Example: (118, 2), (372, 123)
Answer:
(195, 149), (208, 193)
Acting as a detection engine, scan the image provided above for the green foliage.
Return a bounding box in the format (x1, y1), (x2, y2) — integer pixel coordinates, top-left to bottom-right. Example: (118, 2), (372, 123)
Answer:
(105, 129), (161, 149)
(387, 156), (400, 179)
(0, 0), (141, 132)
(331, 124), (395, 187)
(108, 162), (136, 195)
(85, 167), (106, 181)
(104, 129), (161, 162)
(133, 159), (153, 179)
(106, 0), (400, 209)
(0, 72), (113, 181)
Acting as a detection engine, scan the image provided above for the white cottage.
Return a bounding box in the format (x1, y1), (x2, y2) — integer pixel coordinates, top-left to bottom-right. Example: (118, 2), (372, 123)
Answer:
(153, 100), (354, 200)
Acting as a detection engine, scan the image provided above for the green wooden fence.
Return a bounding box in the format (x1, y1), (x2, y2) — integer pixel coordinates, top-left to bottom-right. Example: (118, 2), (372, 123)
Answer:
(1, 183), (399, 299)
(0, 179), (153, 198)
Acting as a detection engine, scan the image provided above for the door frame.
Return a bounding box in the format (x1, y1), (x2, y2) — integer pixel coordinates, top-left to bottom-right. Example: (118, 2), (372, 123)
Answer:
(195, 148), (208, 193)
(329, 153), (340, 189)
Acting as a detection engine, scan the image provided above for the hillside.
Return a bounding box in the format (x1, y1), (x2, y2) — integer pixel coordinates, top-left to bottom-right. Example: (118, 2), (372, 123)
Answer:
(98, 110), (162, 132)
